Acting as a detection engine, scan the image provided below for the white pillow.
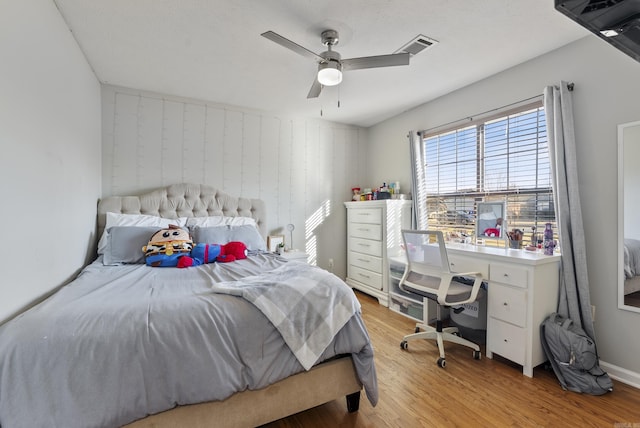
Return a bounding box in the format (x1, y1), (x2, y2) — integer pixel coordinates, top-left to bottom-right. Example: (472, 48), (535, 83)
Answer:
(97, 212), (187, 255)
(185, 216), (257, 228)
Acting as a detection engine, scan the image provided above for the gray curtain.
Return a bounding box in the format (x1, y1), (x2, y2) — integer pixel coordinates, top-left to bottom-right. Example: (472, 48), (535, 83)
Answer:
(408, 131), (428, 230)
(544, 82), (595, 340)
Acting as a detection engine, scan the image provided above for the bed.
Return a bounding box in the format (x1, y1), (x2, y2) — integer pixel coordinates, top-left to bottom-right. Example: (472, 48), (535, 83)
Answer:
(0, 183), (377, 428)
(624, 238), (640, 295)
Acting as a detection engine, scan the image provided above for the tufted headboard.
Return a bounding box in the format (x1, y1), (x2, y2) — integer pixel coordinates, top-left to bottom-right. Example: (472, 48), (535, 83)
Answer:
(97, 183), (267, 238)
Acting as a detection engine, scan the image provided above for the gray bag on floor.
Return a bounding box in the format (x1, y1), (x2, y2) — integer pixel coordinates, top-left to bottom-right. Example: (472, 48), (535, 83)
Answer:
(540, 312), (613, 395)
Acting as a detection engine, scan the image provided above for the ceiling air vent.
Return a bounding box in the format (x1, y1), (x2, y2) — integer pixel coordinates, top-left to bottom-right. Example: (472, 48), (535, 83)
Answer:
(395, 34), (439, 56)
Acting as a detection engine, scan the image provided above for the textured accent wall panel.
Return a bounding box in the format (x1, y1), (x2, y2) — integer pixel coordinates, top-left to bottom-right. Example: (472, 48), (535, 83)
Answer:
(102, 85), (366, 272)
(203, 106), (225, 188)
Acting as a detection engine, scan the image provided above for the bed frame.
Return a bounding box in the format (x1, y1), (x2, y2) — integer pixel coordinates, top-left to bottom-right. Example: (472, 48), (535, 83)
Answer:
(98, 183), (362, 427)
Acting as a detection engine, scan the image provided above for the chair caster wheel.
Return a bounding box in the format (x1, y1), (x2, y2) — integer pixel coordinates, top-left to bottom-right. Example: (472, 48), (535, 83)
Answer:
(437, 357), (446, 368)
(414, 326), (420, 333)
(400, 341), (408, 350)
(473, 350), (481, 360)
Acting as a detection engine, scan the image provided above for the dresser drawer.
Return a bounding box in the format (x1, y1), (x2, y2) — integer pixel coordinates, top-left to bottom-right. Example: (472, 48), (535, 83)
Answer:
(488, 282), (527, 327)
(488, 318), (526, 365)
(349, 237), (383, 257)
(349, 251), (382, 274)
(449, 255), (489, 278)
(348, 208), (382, 225)
(348, 265), (383, 290)
(349, 223), (382, 240)
(490, 263), (528, 288)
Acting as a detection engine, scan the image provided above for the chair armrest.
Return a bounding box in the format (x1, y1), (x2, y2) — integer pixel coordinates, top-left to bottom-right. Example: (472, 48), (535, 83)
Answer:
(439, 272), (484, 306)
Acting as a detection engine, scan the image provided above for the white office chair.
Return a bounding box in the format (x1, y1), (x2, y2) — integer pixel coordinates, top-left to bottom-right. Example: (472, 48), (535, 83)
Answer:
(399, 230), (484, 368)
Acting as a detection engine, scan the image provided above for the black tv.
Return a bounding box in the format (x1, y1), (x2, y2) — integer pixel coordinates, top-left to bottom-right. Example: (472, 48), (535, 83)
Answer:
(555, 0), (640, 63)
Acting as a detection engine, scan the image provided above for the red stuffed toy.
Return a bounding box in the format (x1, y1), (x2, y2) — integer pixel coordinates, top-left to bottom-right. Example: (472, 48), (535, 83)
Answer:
(216, 241), (248, 263)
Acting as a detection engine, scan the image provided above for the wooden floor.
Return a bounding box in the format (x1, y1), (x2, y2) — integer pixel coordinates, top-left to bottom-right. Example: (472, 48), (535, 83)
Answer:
(265, 290), (640, 427)
(625, 290), (640, 307)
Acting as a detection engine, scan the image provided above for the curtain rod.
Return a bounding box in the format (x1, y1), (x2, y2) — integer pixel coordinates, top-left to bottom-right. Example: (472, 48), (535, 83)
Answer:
(418, 82), (575, 136)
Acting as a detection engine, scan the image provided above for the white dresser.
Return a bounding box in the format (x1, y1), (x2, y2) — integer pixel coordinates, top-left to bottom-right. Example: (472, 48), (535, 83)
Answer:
(344, 200), (411, 307)
(390, 244), (561, 377)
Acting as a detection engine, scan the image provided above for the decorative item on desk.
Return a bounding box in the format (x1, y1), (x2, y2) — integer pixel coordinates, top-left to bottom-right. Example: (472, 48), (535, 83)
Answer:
(508, 229), (523, 249)
(543, 223), (555, 255)
(476, 201), (505, 240)
(530, 226), (537, 246)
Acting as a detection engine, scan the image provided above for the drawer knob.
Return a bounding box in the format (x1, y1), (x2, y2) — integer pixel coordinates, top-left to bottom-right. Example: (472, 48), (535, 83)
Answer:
(359, 273), (370, 279)
(504, 339), (508, 343)
(358, 258), (370, 263)
(358, 243), (371, 247)
(503, 273), (509, 277)
(503, 302), (508, 306)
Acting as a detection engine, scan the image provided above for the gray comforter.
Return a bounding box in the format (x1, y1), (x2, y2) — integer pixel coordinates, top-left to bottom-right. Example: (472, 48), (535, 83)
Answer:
(0, 253), (377, 428)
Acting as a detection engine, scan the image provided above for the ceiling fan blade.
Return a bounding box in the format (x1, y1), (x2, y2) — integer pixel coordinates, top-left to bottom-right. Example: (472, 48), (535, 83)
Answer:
(261, 31), (324, 62)
(307, 78), (322, 99)
(342, 52), (410, 71)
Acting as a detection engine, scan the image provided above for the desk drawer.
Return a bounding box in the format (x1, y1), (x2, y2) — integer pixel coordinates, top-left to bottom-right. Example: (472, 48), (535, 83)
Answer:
(350, 223), (382, 240)
(489, 318), (526, 365)
(348, 265), (383, 290)
(449, 255), (489, 278)
(490, 263), (528, 288)
(348, 208), (382, 224)
(488, 283), (527, 327)
(349, 251), (382, 274)
(349, 237), (382, 257)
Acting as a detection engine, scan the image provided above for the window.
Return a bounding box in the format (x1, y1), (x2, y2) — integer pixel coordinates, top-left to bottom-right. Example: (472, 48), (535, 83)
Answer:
(420, 102), (555, 246)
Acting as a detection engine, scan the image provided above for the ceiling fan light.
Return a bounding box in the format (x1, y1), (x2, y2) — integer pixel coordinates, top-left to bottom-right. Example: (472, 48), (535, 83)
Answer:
(317, 61), (342, 86)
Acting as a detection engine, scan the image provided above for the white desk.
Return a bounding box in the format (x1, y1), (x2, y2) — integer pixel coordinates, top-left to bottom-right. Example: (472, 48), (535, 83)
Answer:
(389, 244), (561, 377)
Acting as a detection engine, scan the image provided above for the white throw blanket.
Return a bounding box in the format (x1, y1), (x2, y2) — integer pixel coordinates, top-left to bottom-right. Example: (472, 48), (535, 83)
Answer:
(212, 262), (360, 370)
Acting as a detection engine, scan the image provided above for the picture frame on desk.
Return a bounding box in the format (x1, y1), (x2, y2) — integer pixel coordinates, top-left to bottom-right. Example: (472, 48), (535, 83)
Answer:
(476, 201), (506, 240)
(267, 235), (285, 252)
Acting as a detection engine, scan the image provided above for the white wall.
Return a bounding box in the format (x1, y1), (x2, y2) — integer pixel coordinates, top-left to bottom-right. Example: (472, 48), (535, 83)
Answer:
(101, 85), (367, 276)
(0, 0), (101, 323)
(366, 36), (640, 379)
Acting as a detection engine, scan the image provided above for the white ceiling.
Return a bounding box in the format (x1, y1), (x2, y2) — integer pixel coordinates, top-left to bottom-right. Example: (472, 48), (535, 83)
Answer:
(53, 0), (589, 128)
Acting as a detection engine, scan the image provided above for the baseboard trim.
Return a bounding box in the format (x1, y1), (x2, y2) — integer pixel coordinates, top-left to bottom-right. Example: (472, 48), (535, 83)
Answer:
(600, 360), (640, 389)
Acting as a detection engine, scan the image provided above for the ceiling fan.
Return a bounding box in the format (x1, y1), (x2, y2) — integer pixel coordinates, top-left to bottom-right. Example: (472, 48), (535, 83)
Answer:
(261, 29), (410, 99)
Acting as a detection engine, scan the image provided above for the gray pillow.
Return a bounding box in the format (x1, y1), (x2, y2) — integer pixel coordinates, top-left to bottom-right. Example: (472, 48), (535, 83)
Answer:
(103, 226), (162, 265)
(191, 225), (266, 251)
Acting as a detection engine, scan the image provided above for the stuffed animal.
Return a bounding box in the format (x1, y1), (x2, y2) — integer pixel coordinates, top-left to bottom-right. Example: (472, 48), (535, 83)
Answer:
(143, 225), (194, 267)
(142, 225), (248, 267)
(178, 241), (248, 267)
